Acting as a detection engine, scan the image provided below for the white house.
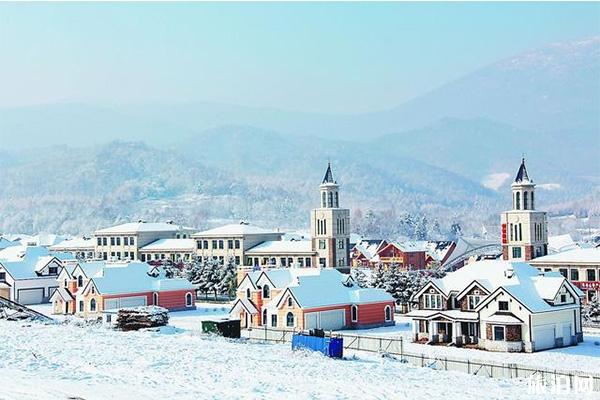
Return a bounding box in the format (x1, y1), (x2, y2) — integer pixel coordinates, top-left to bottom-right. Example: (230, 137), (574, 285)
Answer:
(407, 260), (583, 352)
(0, 246), (74, 305)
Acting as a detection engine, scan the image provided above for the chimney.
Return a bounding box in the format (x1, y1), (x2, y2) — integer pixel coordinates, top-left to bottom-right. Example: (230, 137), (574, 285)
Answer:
(504, 266), (514, 279)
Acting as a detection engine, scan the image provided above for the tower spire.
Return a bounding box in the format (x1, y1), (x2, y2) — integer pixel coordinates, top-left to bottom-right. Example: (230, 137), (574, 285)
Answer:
(322, 162), (336, 184)
(514, 157), (530, 183)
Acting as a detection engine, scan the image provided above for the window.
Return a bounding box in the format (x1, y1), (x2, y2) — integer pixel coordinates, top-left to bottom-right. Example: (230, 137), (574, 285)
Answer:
(116, 237), (121, 246)
(509, 223), (513, 241)
(227, 240), (233, 249)
(124, 237), (129, 246)
(351, 305), (358, 322)
(212, 240), (217, 249)
(424, 294), (443, 309)
(560, 294), (567, 303)
(262, 309), (267, 325)
(384, 305), (392, 322)
(288, 297), (293, 307)
(246, 288), (251, 298)
(338, 240), (344, 249)
(322, 192), (326, 208)
(197, 241), (202, 249)
(102, 237), (107, 246)
(280, 258), (286, 267)
(286, 312), (294, 327)
(63, 279), (68, 287)
(79, 300), (84, 312)
(110, 237), (115, 246)
(271, 314), (278, 327)
(468, 295), (481, 310)
(587, 269), (596, 281)
(235, 240), (240, 249)
(153, 292), (159, 306)
(328, 191), (333, 207)
(319, 240), (326, 250)
(512, 247), (522, 259)
(77, 275), (83, 287)
(498, 301), (509, 311)
(531, 192), (535, 210)
(518, 224), (522, 241)
(306, 258), (312, 267)
(559, 268), (568, 278)
(334, 192), (339, 208)
(203, 240), (208, 249)
(570, 269), (579, 281)
(130, 237), (135, 245)
(319, 258), (326, 267)
(515, 192), (520, 210)
(524, 191), (529, 210)
(218, 240), (224, 249)
(90, 298), (97, 312)
(186, 293), (193, 307)
(235, 256), (240, 265)
(91, 286), (95, 294)
(262, 284), (270, 298)
(493, 326), (505, 341)
(97, 237), (102, 246)
(48, 266), (58, 275)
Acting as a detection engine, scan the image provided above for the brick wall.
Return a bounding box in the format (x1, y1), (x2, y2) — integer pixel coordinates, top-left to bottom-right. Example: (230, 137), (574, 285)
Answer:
(506, 325), (522, 342)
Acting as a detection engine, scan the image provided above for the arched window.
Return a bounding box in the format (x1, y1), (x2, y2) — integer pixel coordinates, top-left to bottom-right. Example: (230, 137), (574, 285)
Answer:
(322, 192), (326, 208)
(263, 284), (270, 298)
(327, 191), (333, 208)
(524, 191), (529, 210)
(77, 275), (83, 287)
(246, 288), (251, 298)
(186, 292), (193, 307)
(531, 192), (535, 210)
(262, 309), (267, 325)
(153, 292), (159, 306)
(334, 192), (339, 208)
(90, 298), (96, 312)
(286, 312), (294, 327)
(515, 192), (521, 210)
(288, 297), (293, 307)
(351, 305), (358, 322)
(385, 305), (392, 322)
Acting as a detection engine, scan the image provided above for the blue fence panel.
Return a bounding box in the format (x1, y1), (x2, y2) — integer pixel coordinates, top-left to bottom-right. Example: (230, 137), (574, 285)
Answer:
(292, 334), (343, 359)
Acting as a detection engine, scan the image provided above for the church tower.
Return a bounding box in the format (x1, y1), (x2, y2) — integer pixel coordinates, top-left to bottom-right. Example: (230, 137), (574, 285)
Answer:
(500, 159), (548, 261)
(310, 163), (350, 267)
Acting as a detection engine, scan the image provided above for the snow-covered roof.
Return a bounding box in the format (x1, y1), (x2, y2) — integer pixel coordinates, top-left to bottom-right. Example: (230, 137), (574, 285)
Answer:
(547, 234), (578, 254)
(51, 287), (74, 302)
(424, 260), (579, 313)
(246, 240), (314, 255)
(95, 221), (195, 235)
(286, 269), (393, 309)
(231, 297), (259, 315)
(0, 237), (19, 251)
(193, 222), (281, 237)
(353, 240), (382, 260)
(530, 247), (600, 265)
(482, 313), (523, 324)
(89, 262), (194, 295)
(388, 241), (428, 253)
(425, 241), (455, 262)
(140, 239), (196, 252)
(50, 237), (95, 251)
(406, 309), (478, 321)
(76, 261), (106, 278)
(19, 233), (69, 247)
(0, 246), (74, 280)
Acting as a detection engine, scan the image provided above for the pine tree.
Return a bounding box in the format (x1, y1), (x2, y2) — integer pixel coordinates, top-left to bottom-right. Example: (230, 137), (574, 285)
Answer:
(585, 295), (600, 323)
(217, 256), (238, 299)
(383, 265), (402, 304)
(351, 268), (369, 288)
(370, 263), (386, 289)
(414, 216), (428, 241)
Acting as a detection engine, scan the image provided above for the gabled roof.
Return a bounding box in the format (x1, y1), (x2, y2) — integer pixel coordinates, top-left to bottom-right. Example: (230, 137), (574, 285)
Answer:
(50, 287), (74, 302)
(429, 260), (580, 313)
(193, 222), (281, 237)
(0, 246), (73, 280)
(230, 297), (259, 315)
(88, 262), (194, 295)
(321, 162), (336, 184)
(95, 221), (194, 235)
(0, 237), (19, 251)
(514, 158), (530, 183)
(74, 261), (106, 278)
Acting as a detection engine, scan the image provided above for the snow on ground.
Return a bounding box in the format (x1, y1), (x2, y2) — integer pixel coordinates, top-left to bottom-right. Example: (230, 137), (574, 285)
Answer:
(335, 315), (600, 375)
(0, 306), (582, 400)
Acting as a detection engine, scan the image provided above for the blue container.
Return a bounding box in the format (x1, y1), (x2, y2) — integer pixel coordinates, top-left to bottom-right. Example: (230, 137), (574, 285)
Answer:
(292, 333), (343, 358)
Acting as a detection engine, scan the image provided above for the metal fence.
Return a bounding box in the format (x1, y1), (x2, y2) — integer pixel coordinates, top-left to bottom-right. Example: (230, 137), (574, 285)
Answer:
(245, 327), (600, 392)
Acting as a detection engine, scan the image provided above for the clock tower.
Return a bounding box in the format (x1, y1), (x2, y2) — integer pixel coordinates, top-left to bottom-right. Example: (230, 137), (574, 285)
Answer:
(310, 163), (350, 267)
(500, 159), (548, 261)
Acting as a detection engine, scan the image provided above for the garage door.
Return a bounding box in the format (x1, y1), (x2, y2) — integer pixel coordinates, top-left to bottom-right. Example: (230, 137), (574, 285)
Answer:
(304, 310), (346, 331)
(18, 288), (44, 305)
(104, 296), (147, 310)
(534, 326), (556, 351)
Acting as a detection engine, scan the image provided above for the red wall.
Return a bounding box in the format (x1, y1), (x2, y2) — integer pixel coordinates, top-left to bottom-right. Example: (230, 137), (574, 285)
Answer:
(356, 302), (394, 326)
(104, 290), (193, 311)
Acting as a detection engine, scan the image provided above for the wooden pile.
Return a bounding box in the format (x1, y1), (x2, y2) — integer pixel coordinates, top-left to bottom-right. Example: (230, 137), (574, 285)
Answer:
(116, 306), (169, 331)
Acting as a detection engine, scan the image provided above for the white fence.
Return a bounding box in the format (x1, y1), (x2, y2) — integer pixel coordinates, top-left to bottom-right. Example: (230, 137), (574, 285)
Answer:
(245, 327), (600, 392)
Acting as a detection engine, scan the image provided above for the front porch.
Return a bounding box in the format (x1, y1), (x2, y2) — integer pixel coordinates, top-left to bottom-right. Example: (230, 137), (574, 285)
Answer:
(412, 317), (479, 346)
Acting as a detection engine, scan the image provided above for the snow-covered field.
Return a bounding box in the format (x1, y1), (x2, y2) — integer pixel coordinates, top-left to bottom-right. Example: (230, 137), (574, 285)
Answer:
(0, 305), (597, 399)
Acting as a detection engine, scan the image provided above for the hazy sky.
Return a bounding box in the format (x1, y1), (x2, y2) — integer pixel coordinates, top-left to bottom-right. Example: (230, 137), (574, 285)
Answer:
(1, 2), (599, 113)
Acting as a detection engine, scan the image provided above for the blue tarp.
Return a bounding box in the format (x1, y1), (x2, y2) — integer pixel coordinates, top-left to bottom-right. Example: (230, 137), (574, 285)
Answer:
(291, 334), (343, 358)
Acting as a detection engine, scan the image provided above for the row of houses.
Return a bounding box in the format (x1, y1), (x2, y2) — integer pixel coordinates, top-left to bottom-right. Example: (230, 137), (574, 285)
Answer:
(351, 239), (456, 269)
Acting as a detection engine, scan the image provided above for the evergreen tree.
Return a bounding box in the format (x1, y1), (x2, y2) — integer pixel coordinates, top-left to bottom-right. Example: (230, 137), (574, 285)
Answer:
(414, 216), (428, 241)
(370, 263), (386, 289)
(217, 256), (238, 299)
(351, 268), (369, 288)
(383, 265), (402, 303)
(584, 295), (600, 323)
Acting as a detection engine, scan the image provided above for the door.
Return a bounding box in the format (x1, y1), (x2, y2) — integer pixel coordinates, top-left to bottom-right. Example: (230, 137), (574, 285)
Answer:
(533, 325), (556, 351)
(304, 312), (319, 330)
(562, 324), (572, 346)
(17, 288), (44, 305)
(319, 309), (345, 330)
